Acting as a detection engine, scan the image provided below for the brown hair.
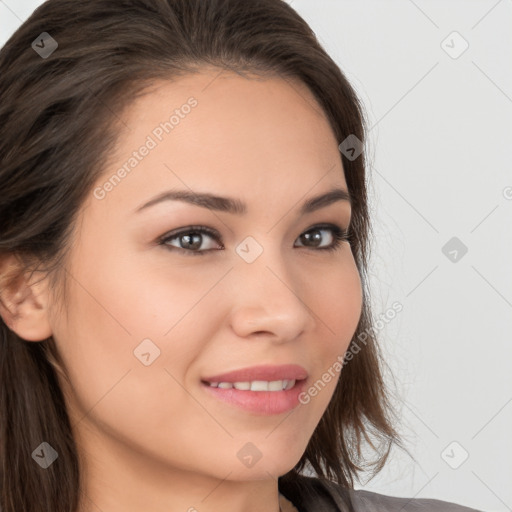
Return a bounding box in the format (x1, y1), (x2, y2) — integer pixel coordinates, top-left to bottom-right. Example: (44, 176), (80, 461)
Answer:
(0, 0), (400, 510)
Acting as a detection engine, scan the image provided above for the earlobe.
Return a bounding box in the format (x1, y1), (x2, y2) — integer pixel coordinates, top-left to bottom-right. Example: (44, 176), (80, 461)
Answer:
(0, 255), (53, 342)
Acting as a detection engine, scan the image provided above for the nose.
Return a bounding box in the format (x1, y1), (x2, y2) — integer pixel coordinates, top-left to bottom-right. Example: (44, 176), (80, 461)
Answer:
(227, 245), (315, 343)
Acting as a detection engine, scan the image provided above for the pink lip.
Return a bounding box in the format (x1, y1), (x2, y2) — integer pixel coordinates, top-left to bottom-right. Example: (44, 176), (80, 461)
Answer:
(201, 364), (308, 383)
(201, 378), (308, 415)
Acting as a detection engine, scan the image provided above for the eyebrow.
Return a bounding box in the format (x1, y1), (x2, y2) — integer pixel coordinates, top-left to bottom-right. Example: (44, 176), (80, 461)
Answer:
(135, 187), (352, 216)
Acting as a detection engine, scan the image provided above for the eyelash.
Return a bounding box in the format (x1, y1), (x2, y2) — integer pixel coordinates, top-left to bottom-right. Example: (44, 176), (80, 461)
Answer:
(157, 223), (351, 257)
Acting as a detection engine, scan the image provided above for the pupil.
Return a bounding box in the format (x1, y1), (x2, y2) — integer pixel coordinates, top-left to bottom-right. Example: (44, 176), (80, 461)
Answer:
(182, 233), (201, 250)
(303, 230), (321, 247)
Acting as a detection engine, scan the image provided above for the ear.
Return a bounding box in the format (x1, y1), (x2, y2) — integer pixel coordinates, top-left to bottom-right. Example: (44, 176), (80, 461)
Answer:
(0, 254), (53, 341)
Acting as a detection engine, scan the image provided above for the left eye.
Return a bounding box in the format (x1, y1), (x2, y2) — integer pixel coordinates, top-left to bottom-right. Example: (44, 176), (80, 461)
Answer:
(158, 223), (350, 256)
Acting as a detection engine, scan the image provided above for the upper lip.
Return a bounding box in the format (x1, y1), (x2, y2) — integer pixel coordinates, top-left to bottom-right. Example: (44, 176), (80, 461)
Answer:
(202, 364), (308, 383)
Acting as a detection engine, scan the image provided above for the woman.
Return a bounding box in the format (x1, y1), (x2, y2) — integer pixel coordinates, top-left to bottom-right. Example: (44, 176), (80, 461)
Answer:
(0, 1), (482, 511)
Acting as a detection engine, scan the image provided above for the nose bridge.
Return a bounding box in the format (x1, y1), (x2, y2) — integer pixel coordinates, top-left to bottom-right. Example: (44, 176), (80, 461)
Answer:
(228, 237), (313, 339)
(234, 232), (294, 292)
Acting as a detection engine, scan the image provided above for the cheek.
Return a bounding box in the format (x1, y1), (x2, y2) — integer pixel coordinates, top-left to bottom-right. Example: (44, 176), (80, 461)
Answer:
(291, 253), (362, 419)
(51, 267), (215, 468)
(310, 252), (363, 355)
(51, 248), (209, 430)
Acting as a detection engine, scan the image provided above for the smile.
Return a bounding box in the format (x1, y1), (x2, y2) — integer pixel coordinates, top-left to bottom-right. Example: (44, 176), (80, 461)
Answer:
(200, 377), (308, 415)
(205, 379), (296, 391)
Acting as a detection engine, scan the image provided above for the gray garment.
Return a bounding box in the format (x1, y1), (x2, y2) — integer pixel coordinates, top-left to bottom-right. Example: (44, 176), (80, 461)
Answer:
(278, 474), (483, 512)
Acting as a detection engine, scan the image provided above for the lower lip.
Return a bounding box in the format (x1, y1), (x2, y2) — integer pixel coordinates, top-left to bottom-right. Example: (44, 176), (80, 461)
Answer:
(201, 379), (307, 415)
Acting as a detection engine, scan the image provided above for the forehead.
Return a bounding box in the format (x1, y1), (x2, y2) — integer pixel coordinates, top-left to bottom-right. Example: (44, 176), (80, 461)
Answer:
(92, 68), (348, 214)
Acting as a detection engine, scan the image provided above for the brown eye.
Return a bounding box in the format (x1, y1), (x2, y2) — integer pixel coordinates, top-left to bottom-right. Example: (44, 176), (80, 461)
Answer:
(158, 223), (349, 256)
(159, 226), (222, 256)
(295, 224), (349, 252)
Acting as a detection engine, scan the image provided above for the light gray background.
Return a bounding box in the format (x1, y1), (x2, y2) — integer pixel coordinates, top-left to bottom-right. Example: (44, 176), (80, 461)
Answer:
(1, 1), (511, 511)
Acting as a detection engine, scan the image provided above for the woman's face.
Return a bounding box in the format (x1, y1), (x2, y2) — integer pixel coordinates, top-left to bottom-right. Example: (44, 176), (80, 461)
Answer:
(48, 68), (362, 491)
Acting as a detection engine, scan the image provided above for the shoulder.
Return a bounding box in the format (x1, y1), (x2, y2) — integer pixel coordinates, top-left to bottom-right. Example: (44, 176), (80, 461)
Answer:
(343, 486), (483, 512)
(278, 474), (484, 512)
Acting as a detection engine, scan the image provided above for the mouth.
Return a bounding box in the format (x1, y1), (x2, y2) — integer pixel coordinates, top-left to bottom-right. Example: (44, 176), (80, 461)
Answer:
(200, 371), (308, 416)
(201, 378), (299, 391)
(201, 363), (308, 385)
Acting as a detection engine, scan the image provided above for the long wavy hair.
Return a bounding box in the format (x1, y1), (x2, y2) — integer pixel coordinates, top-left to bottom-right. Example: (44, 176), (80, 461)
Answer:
(0, 1), (400, 510)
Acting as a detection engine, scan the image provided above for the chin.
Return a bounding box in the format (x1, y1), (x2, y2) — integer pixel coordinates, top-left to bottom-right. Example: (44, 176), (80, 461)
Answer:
(217, 448), (304, 482)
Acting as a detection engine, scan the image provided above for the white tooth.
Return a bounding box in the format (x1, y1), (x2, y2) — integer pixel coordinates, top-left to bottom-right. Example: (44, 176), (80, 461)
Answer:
(250, 380), (269, 391)
(213, 380), (295, 391)
(284, 379), (295, 390)
(233, 381), (251, 390)
(268, 380), (284, 391)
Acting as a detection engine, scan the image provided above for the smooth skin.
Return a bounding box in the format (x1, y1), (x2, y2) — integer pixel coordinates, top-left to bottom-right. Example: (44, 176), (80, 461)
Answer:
(0, 67), (363, 512)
